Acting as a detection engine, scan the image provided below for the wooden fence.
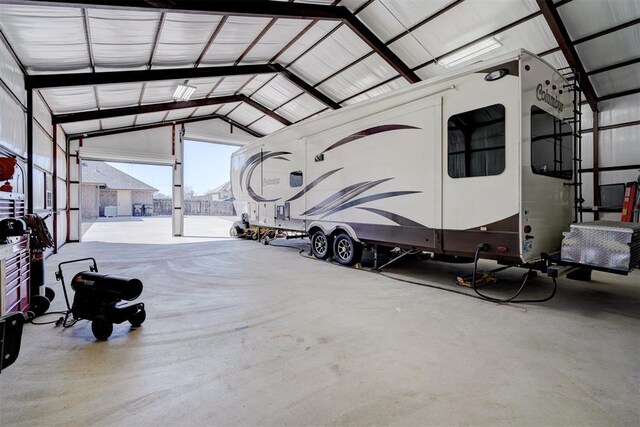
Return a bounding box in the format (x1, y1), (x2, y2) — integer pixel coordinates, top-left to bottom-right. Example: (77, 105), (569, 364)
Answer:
(153, 199), (236, 216)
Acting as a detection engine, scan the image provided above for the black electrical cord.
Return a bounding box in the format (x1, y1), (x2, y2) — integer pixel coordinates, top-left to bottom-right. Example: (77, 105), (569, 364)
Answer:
(293, 240), (555, 305)
(471, 243), (557, 304)
(27, 310), (77, 327)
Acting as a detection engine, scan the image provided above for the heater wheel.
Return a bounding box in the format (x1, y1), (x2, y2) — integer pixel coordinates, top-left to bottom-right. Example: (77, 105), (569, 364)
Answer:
(129, 309), (146, 327)
(30, 295), (50, 317)
(91, 316), (113, 341)
(45, 286), (55, 302)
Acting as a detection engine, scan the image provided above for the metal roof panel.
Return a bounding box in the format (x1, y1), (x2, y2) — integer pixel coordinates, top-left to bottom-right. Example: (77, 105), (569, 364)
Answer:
(0, 5), (90, 72)
(153, 13), (223, 67)
(558, 0), (640, 41)
(289, 25), (371, 84)
(241, 19), (313, 64)
(200, 16), (272, 65)
(318, 54), (397, 100)
(249, 116), (286, 135)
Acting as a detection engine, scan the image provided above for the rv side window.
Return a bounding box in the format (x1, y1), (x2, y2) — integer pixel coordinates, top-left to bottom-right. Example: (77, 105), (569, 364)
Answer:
(447, 104), (505, 178)
(531, 106), (573, 180)
(290, 171), (303, 187)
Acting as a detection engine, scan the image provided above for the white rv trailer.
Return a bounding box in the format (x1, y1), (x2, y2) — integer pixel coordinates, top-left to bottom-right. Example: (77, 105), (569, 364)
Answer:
(231, 50), (576, 266)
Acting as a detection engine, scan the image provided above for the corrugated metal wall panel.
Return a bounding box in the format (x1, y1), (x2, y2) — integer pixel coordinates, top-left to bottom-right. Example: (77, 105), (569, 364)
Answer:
(33, 92), (52, 135)
(599, 93), (640, 126)
(0, 87), (26, 157)
(33, 123), (53, 172)
(0, 38), (26, 105)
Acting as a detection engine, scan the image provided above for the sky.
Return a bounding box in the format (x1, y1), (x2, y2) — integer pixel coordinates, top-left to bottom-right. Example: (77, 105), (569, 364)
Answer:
(109, 140), (239, 197)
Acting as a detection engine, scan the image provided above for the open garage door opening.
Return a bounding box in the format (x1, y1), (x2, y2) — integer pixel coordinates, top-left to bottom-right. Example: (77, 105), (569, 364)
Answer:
(80, 160), (172, 243)
(182, 140), (240, 238)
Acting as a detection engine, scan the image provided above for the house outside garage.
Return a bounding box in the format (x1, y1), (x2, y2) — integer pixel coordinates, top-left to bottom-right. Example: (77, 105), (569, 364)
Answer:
(81, 161), (157, 219)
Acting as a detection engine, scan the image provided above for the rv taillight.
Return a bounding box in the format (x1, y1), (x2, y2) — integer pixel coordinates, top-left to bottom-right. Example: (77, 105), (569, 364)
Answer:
(523, 225), (532, 233)
(497, 246), (508, 253)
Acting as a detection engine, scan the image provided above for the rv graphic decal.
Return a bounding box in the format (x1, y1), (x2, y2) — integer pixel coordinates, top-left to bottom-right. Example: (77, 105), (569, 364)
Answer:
(286, 168), (343, 202)
(239, 150), (292, 189)
(242, 151), (292, 202)
(321, 124), (421, 154)
(319, 191), (421, 219)
(356, 207), (426, 228)
(536, 83), (563, 112)
(302, 178), (394, 216)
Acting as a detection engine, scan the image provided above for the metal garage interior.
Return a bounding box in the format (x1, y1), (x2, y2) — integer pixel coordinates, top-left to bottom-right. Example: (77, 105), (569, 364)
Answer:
(0, 0), (638, 425)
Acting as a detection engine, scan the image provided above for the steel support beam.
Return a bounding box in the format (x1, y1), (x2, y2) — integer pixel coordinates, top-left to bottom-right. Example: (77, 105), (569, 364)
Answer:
(53, 95), (243, 124)
(66, 114), (263, 140)
(52, 123), (57, 252)
(536, 0), (598, 111)
(592, 110), (600, 220)
(26, 63), (339, 111)
(278, 68), (341, 109)
(53, 94), (291, 126)
(26, 64), (282, 89)
(26, 89), (33, 213)
(8, 0), (419, 84)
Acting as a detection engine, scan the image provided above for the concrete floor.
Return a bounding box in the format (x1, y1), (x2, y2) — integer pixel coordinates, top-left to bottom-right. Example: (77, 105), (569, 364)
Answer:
(1, 217), (639, 426)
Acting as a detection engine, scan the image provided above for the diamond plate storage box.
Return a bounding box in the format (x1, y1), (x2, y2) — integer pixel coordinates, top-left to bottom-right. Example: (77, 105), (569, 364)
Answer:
(561, 221), (640, 272)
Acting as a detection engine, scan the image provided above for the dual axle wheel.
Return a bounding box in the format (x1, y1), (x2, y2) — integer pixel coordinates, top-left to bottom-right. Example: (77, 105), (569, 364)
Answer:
(310, 230), (362, 266)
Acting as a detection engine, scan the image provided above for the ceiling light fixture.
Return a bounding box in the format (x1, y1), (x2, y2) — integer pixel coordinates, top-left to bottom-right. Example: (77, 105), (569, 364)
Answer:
(438, 38), (503, 68)
(173, 84), (196, 101)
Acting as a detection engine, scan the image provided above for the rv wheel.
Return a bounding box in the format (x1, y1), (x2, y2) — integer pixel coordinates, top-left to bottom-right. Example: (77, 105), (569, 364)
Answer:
(333, 233), (362, 266)
(311, 230), (332, 260)
(91, 316), (113, 341)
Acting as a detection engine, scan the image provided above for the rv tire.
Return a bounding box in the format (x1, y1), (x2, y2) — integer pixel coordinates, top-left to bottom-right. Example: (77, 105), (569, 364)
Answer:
(311, 230), (332, 260)
(333, 232), (362, 266)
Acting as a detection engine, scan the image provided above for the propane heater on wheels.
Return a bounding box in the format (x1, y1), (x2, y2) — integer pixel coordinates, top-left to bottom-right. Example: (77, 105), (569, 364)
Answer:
(56, 258), (146, 341)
